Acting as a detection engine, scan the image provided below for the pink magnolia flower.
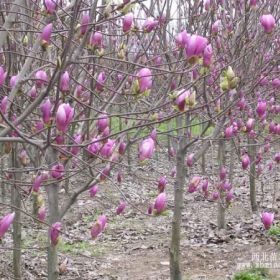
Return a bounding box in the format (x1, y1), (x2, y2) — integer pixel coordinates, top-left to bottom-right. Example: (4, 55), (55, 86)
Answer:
(40, 98), (52, 125)
(28, 86), (37, 99)
(0, 67), (5, 86)
(50, 222), (61, 246)
(116, 201), (126, 215)
(158, 176), (167, 193)
(272, 78), (280, 89)
(55, 135), (64, 145)
(171, 167), (176, 178)
(80, 12), (90, 35)
(204, 0), (212, 10)
(100, 139), (115, 159)
(211, 191), (220, 200)
(139, 137), (155, 161)
(274, 152), (280, 163)
(56, 103), (74, 132)
(89, 184), (99, 197)
(50, 163), (65, 179)
(33, 174), (44, 192)
(97, 114), (108, 132)
(259, 75), (268, 86)
(212, 20), (221, 34)
(201, 180), (209, 193)
(70, 134), (82, 155)
(59, 71), (70, 92)
(0, 212), (15, 239)
(35, 70), (48, 88)
(219, 166), (227, 180)
(99, 165), (111, 181)
(175, 30), (189, 48)
(123, 12), (133, 32)
(87, 138), (100, 156)
(89, 31), (102, 48)
(260, 14), (276, 33)
(118, 141), (126, 155)
(186, 153), (194, 167)
(226, 191), (234, 203)
(175, 89), (190, 112)
(246, 118), (255, 132)
(35, 121), (44, 132)
(10, 75), (18, 88)
(143, 17), (158, 32)
(261, 212), (274, 230)
(150, 128), (157, 141)
(224, 125), (234, 139)
(241, 154), (250, 170)
(41, 23), (52, 47)
(250, 0), (257, 7)
(19, 149), (28, 166)
(188, 176), (201, 193)
(44, 0), (57, 14)
(0, 96), (7, 114)
(91, 215), (107, 239)
(154, 192), (166, 214)
(185, 35), (208, 62)
(203, 44), (212, 67)
(168, 147), (176, 158)
(96, 71), (106, 91)
(38, 207), (46, 222)
(137, 68), (152, 93)
(256, 100), (267, 118)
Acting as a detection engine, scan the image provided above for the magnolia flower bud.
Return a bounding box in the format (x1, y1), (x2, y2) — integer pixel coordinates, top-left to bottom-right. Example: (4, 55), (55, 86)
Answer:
(35, 70), (48, 88)
(139, 137), (155, 161)
(89, 184), (99, 197)
(38, 207), (46, 222)
(41, 23), (52, 48)
(40, 98), (52, 125)
(261, 212), (274, 230)
(56, 103), (74, 132)
(116, 201), (126, 215)
(59, 71), (70, 92)
(44, 0), (57, 14)
(50, 222), (61, 246)
(0, 212), (15, 239)
(50, 163), (65, 179)
(158, 176), (167, 193)
(260, 14), (276, 33)
(154, 192), (166, 214)
(80, 12), (90, 35)
(123, 12), (133, 32)
(241, 154), (250, 170)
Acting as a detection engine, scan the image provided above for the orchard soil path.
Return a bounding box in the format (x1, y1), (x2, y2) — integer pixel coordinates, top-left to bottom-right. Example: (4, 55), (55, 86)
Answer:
(0, 147), (279, 280)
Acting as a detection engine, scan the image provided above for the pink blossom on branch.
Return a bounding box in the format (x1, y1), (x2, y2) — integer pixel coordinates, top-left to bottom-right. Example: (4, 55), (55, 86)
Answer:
(56, 103), (74, 132)
(50, 222), (61, 246)
(139, 137), (155, 161)
(0, 212), (15, 239)
(44, 0), (57, 14)
(123, 12), (133, 33)
(41, 23), (53, 48)
(261, 212), (274, 230)
(260, 14), (276, 33)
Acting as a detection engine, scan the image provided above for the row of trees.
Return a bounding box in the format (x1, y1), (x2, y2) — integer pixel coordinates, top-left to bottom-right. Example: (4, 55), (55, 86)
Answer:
(0, 0), (278, 279)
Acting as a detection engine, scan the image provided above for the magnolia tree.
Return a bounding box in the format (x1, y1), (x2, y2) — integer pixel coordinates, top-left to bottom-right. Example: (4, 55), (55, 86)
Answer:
(0, 0), (279, 279)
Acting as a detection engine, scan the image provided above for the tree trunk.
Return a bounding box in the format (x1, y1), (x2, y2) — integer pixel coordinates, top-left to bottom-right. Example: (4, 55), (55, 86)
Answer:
(170, 115), (187, 280)
(248, 137), (257, 212)
(217, 139), (226, 229)
(11, 145), (22, 280)
(46, 148), (60, 280)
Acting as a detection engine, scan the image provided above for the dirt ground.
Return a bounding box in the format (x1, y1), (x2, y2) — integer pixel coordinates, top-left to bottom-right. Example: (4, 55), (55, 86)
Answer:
(0, 147), (279, 280)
